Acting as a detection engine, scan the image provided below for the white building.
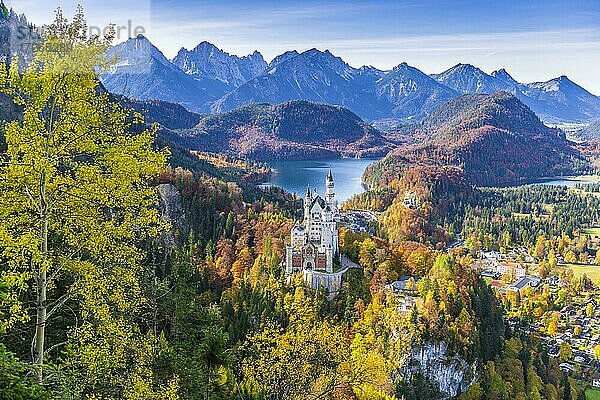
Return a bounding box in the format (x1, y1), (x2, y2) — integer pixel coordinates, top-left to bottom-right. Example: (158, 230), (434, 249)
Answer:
(284, 169), (339, 273)
(497, 264), (526, 278)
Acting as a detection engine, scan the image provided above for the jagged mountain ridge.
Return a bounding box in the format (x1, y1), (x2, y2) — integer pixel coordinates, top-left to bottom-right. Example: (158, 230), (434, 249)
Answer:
(375, 62), (459, 121)
(101, 35), (230, 113)
(431, 63), (508, 94)
(211, 48), (391, 120)
(98, 36), (600, 124)
(212, 51), (460, 122)
(364, 92), (589, 187)
(172, 41), (266, 87)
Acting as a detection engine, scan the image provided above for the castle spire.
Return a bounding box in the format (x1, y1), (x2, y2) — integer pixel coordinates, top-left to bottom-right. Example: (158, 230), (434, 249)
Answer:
(326, 168), (333, 182)
(325, 168), (335, 207)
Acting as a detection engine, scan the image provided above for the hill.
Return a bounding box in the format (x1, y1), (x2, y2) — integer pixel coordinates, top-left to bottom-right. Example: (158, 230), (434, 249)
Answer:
(117, 97), (202, 130)
(578, 119), (600, 141)
(171, 100), (393, 160)
(364, 92), (589, 187)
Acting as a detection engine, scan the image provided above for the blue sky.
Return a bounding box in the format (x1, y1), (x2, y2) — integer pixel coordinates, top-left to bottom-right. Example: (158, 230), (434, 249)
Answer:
(9, 0), (600, 93)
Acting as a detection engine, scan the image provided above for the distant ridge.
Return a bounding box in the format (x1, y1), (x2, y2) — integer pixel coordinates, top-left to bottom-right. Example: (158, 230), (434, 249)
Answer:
(91, 35), (600, 124)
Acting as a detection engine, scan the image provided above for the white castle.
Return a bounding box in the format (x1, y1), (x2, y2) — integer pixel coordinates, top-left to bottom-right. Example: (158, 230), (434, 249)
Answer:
(284, 169), (339, 274)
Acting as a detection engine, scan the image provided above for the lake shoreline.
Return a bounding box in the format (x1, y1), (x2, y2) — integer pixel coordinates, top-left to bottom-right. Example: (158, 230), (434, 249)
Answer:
(481, 174), (600, 189)
(258, 158), (380, 203)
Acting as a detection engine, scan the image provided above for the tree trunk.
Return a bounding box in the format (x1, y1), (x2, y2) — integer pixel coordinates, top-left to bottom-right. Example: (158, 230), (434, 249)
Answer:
(34, 216), (47, 383)
(34, 173), (48, 383)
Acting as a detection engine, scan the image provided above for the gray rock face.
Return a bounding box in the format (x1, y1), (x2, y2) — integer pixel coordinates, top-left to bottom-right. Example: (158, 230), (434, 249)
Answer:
(172, 42), (266, 87)
(101, 35), (230, 113)
(0, 7), (39, 68)
(401, 342), (477, 399)
(432, 63), (508, 94)
(157, 183), (187, 247)
(376, 62), (458, 121)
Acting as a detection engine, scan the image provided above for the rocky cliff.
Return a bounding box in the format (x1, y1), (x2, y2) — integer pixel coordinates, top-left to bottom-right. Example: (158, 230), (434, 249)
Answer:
(157, 183), (188, 247)
(401, 342), (477, 399)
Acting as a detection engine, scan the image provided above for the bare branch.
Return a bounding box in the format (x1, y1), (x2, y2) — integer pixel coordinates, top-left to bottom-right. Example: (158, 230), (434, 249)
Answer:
(24, 185), (42, 214)
(47, 292), (73, 319)
(45, 340), (67, 356)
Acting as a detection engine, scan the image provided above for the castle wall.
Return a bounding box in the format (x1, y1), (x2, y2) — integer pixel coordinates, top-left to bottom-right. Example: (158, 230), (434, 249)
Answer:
(303, 269), (344, 300)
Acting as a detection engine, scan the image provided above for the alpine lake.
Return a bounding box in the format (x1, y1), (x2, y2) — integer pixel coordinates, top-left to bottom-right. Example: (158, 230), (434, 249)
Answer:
(260, 158), (600, 203)
(259, 158), (379, 203)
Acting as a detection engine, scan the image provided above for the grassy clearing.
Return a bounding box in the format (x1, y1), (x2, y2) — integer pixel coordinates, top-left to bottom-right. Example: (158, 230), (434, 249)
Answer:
(561, 263), (600, 282)
(511, 212), (550, 221)
(586, 388), (600, 400)
(571, 175), (600, 181)
(583, 227), (600, 238)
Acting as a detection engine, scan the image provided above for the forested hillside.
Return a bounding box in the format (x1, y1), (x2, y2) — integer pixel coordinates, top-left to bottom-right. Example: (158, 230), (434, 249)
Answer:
(173, 100), (393, 160)
(364, 92), (589, 187)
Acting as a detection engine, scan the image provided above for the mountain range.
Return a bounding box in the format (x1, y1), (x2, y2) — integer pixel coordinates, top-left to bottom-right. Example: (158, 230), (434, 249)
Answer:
(102, 35), (231, 113)
(101, 35), (600, 124)
(0, 8), (596, 187)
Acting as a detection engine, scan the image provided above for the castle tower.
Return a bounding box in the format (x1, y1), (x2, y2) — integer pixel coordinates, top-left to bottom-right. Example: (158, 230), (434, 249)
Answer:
(285, 243), (293, 274)
(304, 186), (312, 225)
(325, 168), (335, 208)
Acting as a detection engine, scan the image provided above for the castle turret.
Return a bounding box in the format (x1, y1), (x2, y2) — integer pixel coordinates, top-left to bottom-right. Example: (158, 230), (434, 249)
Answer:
(325, 169), (336, 210)
(305, 185), (312, 199)
(304, 185), (312, 225)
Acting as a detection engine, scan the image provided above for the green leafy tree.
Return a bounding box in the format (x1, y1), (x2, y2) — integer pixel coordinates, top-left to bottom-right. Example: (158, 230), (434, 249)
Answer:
(559, 342), (573, 363)
(0, 6), (168, 394)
